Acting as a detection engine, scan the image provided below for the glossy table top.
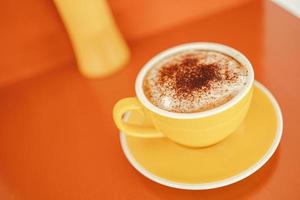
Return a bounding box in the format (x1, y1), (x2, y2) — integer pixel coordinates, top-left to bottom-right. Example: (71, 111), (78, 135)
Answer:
(0, 0), (300, 199)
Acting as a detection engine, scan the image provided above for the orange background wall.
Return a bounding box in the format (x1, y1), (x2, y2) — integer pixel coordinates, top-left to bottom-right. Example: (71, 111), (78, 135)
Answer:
(0, 0), (251, 87)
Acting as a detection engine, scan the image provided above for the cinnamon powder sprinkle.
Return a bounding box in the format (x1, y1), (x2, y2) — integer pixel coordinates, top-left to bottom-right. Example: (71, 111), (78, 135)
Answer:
(143, 50), (248, 113)
(158, 58), (224, 98)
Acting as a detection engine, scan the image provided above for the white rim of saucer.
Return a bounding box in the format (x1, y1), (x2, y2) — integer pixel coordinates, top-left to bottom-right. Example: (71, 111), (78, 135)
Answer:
(120, 81), (283, 190)
(135, 42), (255, 119)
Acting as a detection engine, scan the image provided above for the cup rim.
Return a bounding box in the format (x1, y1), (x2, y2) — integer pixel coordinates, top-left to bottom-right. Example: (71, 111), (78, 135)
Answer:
(135, 42), (254, 119)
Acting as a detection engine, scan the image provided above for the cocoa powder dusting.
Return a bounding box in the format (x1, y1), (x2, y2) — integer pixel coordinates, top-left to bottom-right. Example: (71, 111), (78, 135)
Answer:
(143, 50), (248, 113)
(158, 57), (223, 98)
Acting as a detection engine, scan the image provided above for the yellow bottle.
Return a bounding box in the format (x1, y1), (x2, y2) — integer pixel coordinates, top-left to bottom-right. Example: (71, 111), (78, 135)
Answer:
(54, 0), (129, 78)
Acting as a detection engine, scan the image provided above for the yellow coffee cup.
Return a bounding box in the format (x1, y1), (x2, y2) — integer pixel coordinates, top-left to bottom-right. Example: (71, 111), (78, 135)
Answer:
(113, 43), (254, 147)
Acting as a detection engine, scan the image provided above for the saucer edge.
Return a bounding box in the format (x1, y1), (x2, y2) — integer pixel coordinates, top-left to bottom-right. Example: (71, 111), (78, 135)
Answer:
(120, 81), (283, 190)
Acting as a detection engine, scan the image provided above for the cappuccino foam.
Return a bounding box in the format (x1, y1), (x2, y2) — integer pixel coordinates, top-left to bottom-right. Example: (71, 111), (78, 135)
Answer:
(143, 50), (249, 113)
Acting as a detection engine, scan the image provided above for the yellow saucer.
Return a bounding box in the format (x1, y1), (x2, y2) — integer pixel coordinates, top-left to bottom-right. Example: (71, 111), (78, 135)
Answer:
(120, 81), (283, 190)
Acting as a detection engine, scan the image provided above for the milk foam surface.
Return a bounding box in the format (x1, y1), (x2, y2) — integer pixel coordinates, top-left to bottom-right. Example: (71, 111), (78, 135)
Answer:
(143, 50), (249, 113)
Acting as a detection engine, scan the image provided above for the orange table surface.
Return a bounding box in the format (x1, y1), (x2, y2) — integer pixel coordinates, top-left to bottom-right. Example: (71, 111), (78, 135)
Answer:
(0, 0), (300, 199)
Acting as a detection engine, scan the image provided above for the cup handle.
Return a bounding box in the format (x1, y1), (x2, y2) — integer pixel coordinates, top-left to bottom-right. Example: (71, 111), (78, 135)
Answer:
(113, 97), (165, 138)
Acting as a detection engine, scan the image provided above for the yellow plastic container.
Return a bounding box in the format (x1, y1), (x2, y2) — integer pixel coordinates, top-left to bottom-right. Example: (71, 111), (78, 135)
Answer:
(54, 0), (129, 78)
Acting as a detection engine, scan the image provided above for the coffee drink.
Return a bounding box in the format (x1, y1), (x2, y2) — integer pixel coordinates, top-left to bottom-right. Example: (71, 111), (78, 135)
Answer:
(143, 50), (249, 113)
